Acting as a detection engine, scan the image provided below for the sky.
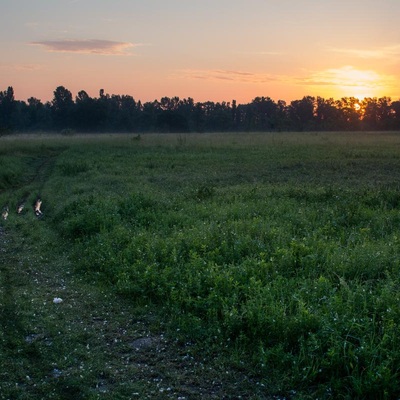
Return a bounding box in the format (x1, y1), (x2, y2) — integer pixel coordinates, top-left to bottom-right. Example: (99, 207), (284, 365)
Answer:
(1, 0), (400, 104)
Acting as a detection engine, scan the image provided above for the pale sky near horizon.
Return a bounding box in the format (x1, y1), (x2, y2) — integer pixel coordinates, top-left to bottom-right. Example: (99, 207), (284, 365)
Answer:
(1, 0), (400, 104)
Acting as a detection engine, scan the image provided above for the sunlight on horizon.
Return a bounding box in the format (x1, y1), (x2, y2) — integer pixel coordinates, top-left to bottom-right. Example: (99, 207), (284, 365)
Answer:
(308, 66), (394, 101)
(328, 66), (389, 101)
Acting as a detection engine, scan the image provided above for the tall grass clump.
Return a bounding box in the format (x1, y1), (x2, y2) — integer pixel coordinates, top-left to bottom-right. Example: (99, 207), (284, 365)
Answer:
(0, 155), (26, 191)
(7, 132), (400, 398)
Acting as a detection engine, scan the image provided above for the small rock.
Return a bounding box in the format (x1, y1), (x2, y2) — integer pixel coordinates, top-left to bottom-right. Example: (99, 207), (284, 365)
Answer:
(52, 368), (62, 378)
(130, 337), (154, 350)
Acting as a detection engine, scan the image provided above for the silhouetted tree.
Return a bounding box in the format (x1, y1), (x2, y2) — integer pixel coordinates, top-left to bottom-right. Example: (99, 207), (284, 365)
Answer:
(250, 97), (278, 131)
(361, 97), (392, 130)
(288, 96), (316, 131)
(177, 97), (196, 131)
(315, 97), (342, 130)
(159, 96), (181, 111)
(391, 101), (400, 129)
(0, 86), (16, 131)
(51, 86), (74, 130)
(336, 97), (361, 130)
(136, 101), (159, 132)
(74, 90), (102, 131)
(117, 95), (139, 131)
(203, 101), (232, 131)
(276, 100), (289, 131)
(25, 97), (51, 130)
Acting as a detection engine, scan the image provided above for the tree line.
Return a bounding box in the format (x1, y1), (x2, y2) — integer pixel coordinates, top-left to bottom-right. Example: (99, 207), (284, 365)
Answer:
(1, 85), (400, 134)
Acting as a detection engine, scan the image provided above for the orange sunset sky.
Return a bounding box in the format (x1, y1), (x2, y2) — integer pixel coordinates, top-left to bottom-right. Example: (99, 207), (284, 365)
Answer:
(1, 0), (400, 104)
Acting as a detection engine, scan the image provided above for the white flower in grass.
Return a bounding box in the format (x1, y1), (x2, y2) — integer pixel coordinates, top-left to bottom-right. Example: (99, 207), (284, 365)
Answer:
(53, 297), (63, 304)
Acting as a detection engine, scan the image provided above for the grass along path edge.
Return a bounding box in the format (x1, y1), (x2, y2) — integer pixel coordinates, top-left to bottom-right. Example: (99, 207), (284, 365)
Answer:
(0, 215), (269, 400)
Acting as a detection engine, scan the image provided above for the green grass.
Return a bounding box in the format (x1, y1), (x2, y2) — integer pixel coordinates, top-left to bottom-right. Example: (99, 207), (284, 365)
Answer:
(2, 131), (400, 399)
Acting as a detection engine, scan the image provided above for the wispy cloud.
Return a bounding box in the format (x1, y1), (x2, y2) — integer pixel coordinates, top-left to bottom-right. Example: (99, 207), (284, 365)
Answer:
(0, 63), (43, 71)
(240, 50), (285, 56)
(177, 69), (283, 84)
(25, 22), (39, 29)
(327, 44), (400, 59)
(30, 39), (139, 55)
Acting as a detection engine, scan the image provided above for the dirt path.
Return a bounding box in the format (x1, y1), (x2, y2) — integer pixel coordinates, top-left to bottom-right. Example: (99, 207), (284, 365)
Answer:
(0, 220), (268, 400)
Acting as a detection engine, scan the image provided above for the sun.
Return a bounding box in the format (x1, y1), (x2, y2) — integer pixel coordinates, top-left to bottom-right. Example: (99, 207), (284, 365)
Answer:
(354, 103), (361, 111)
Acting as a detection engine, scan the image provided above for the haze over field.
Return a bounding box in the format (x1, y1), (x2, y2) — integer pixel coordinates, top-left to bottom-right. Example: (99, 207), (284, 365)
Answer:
(1, 0), (400, 103)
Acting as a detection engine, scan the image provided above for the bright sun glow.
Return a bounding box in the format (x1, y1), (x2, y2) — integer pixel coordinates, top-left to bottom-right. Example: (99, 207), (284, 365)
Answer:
(354, 103), (361, 111)
(334, 67), (381, 99)
(311, 66), (393, 100)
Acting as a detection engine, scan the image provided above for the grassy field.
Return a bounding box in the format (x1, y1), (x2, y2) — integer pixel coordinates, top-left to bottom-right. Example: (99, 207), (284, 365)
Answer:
(1, 131), (400, 399)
